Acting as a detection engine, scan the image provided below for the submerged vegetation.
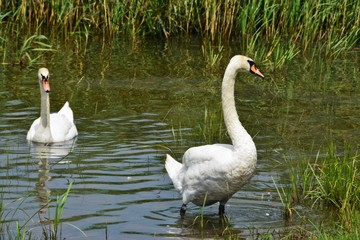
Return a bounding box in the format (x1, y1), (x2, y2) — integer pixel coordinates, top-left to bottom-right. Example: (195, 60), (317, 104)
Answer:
(0, 0), (359, 67)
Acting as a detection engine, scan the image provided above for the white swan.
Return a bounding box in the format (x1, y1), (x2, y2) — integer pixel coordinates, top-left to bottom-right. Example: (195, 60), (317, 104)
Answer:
(27, 68), (78, 143)
(165, 55), (264, 216)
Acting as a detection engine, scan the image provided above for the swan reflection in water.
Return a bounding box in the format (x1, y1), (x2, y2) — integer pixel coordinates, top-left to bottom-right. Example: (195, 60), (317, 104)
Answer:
(28, 138), (77, 222)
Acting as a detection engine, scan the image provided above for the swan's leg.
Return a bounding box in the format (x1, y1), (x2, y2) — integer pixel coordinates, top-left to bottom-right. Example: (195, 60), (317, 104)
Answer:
(219, 203), (225, 216)
(180, 204), (187, 217)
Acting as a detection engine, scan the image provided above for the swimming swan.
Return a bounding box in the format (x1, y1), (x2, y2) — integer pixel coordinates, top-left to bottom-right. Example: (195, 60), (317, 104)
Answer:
(165, 55), (264, 216)
(27, 68), (78, 143)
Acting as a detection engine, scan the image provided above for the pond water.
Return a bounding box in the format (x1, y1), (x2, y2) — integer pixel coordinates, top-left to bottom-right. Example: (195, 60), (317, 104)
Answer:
(0, 37), (359, 239)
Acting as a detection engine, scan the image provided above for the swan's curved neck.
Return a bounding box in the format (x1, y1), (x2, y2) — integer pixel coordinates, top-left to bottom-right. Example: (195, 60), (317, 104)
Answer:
(40, 90), (51, 129)
(222, 66), (254, 150)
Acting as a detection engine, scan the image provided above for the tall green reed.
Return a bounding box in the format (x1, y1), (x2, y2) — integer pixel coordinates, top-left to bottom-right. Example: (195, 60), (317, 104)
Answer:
(0, 0), (360, 70)
(0, 194), (3, 232)
(0, 182), (79, 239)
(312, 210), (360, 239)
(307, 145), (360, 226)
(201, 41), (224, 69)
(17, 34), (54, 65)
(193, 106), (225, 145)
(47, 182), (76, 239)
(1, 0), (358, 69)
(1, 0), (358, 42)
(275, 143), (360, 229)
(1, 33), (54, 65)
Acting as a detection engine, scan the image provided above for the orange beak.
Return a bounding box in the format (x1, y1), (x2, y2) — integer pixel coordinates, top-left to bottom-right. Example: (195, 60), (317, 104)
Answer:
(251, 65), (264, 78)
(42, 79), (50, 92)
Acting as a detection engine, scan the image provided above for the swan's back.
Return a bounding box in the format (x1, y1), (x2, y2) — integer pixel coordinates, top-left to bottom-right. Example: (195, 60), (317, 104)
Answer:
(50, 102), (78, 142)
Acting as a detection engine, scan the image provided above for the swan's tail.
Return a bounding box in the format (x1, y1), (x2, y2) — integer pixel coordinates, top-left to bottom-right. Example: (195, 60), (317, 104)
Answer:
(165, 154), (183, 192)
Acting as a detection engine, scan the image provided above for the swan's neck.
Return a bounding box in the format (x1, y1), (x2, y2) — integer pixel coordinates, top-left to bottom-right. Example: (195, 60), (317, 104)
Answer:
(222, 67), (255, 152)
(40, 91), (51, 130)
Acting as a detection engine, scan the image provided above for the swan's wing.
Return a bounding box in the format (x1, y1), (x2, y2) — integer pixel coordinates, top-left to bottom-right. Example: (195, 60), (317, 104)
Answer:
(50, 113), (78, 142)
(26, 117), (41, 141)
(57, 101), (74, 123)
(165, 145), (233, 195)
(180, 144), (235, 205)
(183, 144), (234, 167)
(48, 101), (78, 142)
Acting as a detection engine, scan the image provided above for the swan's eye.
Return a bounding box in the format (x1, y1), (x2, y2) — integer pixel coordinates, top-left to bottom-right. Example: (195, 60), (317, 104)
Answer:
(247, 60), (255, 71)
(247, 60), (256, 72)
(41, 74), (48, 81)
(247, 59), (264, 78)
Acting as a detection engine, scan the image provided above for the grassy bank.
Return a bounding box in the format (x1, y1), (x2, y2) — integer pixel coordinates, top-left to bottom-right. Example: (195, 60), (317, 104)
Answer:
(0, 0), (359, 67)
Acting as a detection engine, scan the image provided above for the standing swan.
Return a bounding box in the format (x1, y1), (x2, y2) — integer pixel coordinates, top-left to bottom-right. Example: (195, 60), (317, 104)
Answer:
(165, 55), (264, 216)
(27, 68), (78, 143)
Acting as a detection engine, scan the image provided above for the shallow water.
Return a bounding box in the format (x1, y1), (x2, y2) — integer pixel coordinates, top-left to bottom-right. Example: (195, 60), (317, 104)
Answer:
(0, 37), (359, 239)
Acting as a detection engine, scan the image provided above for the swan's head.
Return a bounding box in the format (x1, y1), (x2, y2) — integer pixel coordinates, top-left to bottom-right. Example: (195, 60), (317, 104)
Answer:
(230, 55), (264, 79)
(38, 68), (50, 93)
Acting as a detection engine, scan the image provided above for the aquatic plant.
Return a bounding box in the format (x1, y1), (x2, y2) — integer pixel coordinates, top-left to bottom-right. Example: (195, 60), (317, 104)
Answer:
(163, 123), (189, 160)
(306, 145), (360, 227)
(0, 0), (358, 68)
(16, 221), (31, 240)
(272, 177), (296, 221)
(201, 41), (224, 68)
(187, 193), (240, 239)
(0, 195), (3, 232)
(313, 210), (360, 240)
(1, 34), (54, 66)
(275, 143), (360, 236)
(193, 106), (225, 145)
(22, 35), (53, 62)
(0, 182), (81, 239)
(42, 182), (85, 239)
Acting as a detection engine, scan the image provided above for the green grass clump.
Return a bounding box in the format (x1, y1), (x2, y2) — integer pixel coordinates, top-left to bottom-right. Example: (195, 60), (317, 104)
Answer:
(193, 106), (225, 145)
(306, 145), (360, 226)
(0, 182), (82, 239)
(1, 33), (54, 65)
(313, 210), (360, 240)
(275, 143), (360, 237)
(49, 181), (74, 239)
